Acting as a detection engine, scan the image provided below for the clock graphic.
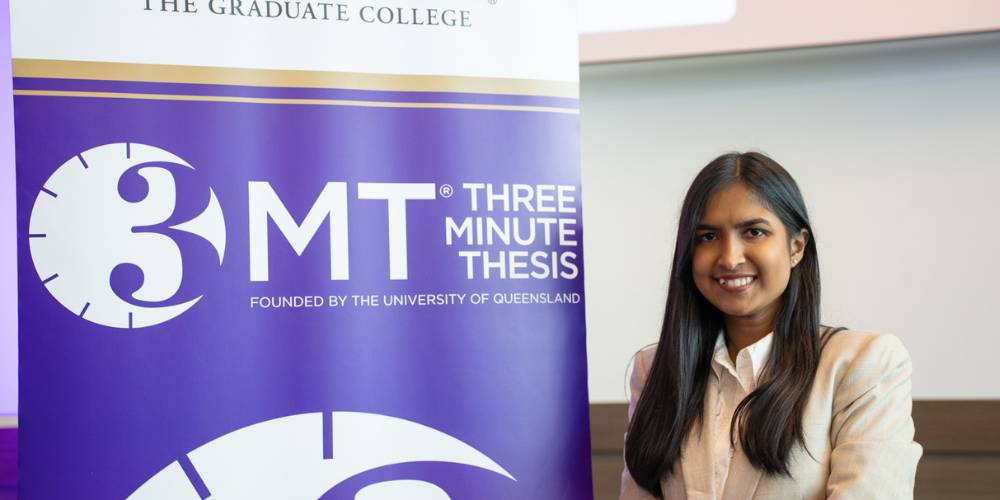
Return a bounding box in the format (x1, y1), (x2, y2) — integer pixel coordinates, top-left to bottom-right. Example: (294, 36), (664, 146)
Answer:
(128, 412), (515, 499)
(27, 143), (226, 328)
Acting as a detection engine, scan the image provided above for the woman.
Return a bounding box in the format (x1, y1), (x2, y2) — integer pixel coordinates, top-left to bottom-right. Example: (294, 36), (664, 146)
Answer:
(620, 152), (922, 499)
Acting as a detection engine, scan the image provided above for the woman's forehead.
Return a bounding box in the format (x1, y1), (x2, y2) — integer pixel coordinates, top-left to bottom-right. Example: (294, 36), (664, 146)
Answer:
(699, 183), (778, 225)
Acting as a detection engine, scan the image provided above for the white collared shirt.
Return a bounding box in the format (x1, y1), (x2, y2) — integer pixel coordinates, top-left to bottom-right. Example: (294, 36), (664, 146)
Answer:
(709, 331), (773, 497)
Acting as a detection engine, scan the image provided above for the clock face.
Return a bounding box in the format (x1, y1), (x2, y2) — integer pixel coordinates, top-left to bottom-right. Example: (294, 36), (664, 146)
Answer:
(128, 412), (514, 499)
(28, 143), (226, 329)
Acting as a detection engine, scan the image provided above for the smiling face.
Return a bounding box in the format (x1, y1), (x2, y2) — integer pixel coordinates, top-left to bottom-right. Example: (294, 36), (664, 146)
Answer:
(692, 182), (807, 325)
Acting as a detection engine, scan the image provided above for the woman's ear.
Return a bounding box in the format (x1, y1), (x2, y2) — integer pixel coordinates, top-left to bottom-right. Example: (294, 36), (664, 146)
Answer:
(790, 228), (809, 267)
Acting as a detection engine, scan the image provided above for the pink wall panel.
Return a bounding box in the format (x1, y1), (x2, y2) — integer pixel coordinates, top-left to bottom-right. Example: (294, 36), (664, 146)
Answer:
(582, 0), (1000, 63)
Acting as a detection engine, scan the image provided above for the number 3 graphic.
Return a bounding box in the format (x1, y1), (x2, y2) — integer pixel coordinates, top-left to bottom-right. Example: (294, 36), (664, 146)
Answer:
(28, 143), (225, 329)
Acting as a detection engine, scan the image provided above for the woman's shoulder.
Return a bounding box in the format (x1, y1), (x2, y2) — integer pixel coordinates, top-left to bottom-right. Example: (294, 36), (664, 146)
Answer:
(818, 328), (914, 400)
(820, 328), (911, 363)
(630, 344), (658, 378)
(625, 344), (659, 400)
(635, 343), (658, 365)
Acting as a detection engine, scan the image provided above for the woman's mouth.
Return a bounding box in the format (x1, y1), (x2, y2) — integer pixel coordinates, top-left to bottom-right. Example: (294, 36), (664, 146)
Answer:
(716, 276), (756, 292)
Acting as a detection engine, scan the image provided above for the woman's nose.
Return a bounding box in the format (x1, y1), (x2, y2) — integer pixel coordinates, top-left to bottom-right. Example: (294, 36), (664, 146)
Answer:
(717, 236), (745, 270)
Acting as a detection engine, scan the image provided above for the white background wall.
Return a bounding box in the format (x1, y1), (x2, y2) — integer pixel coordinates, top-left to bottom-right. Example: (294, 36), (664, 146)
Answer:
(582, 31), (1000, 402)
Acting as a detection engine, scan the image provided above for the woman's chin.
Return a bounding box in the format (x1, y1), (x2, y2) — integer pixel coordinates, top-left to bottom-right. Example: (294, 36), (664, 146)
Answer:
(710, 297), (762, 320)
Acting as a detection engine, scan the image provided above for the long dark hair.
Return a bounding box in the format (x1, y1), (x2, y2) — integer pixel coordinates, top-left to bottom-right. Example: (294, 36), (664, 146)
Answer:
(625, 152), (828, 497)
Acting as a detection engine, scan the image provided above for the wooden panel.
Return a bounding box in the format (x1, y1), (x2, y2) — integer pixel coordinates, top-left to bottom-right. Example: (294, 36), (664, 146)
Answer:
(591, 404), (627, 499)
(913, 401), (1000, 453)
(915, 454), (1000, 500)
(590, 403), (628, 452)
(593, 453), (624, 500)
(594, 455), (1000, 499)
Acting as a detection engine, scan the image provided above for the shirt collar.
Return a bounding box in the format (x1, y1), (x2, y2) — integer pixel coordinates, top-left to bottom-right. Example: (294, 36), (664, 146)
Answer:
(710, 330), (773, 385)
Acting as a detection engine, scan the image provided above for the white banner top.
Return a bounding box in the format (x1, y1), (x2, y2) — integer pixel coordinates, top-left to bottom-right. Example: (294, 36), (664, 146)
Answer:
(11, 0), (579, 84)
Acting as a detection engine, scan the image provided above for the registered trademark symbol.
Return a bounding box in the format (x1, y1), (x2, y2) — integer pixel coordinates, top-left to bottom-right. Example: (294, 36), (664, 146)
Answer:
(439, 184), (454, 198)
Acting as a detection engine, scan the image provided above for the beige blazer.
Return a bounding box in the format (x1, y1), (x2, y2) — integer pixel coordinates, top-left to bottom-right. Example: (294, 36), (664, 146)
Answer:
(620, 330), (922, 500)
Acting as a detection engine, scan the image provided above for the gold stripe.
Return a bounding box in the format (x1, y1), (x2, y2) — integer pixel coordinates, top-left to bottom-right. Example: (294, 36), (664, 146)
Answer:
(0, 416), (15, 428)
(13, 59), (579, 99)
(13, 89), (578, 114)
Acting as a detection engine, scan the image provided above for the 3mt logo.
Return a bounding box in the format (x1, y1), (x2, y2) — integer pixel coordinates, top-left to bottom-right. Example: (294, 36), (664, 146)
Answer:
(28, 143), (226, 329)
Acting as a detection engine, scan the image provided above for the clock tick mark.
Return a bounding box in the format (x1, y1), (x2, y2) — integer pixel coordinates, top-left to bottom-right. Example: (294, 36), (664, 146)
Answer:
(178, 455), (211, 499)
(323, 411), (334, 460)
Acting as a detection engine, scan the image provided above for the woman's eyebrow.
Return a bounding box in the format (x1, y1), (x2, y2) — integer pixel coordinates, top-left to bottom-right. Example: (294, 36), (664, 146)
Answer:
(736, 218), (772, 228)
(696, 218), (772, 231)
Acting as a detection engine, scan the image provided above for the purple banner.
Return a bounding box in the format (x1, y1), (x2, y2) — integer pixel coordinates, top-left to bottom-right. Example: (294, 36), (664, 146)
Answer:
(14, 71), (589, 499)
(0, 428), (13, 500)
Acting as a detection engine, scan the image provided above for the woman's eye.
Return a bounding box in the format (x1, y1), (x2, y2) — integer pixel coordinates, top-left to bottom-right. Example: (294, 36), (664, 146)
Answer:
(696, 233), (716, 242)
(745, 228), (767, 238)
